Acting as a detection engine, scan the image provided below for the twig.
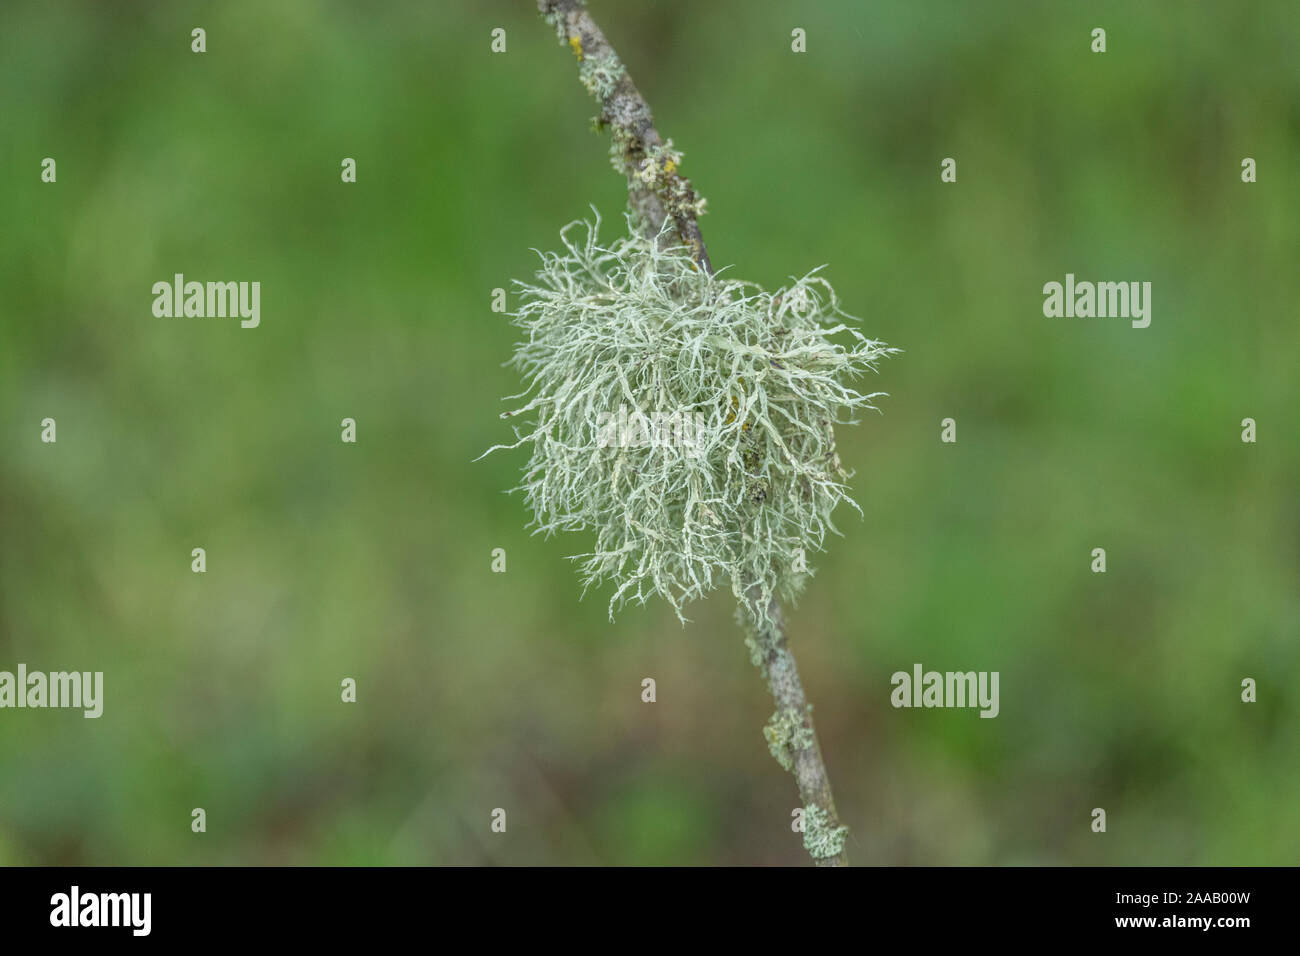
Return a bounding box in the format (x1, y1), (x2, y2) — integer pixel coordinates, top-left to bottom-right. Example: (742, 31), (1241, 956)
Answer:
(538, 0), (712, 274)
(536, 0), (848, 866)
(747, 587), (849, 866)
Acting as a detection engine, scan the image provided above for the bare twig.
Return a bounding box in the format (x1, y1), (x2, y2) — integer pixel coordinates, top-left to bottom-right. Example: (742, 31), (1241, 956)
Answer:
(536, 0), (848, 866)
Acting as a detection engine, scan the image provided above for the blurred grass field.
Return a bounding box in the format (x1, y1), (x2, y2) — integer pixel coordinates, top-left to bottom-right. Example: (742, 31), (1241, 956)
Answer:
(1, 0), (1297, 864)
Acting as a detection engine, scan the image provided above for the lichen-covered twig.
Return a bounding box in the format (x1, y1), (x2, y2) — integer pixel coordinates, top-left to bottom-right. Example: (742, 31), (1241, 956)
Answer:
(532, 0), (862, 866)
(747, 588), (849, 866)
(538, 0), (712, 274)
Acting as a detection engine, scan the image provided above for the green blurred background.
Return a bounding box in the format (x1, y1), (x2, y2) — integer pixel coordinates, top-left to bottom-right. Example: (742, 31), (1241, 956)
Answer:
(1, 0), (1297, 865)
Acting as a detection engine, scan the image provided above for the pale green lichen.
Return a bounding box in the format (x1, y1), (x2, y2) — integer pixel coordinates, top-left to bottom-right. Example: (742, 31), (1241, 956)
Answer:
(607, 126), (635, 175)
(541, 8), (568, 43)
(764, 707), (816, 771)
(634, 140), (706, 220)
(484, 211), (897, 632)
(633, 140), (682, 187)
(543, 5), (625, 100)
(802, 804), (849, 859)
(578, 50), (625, 100)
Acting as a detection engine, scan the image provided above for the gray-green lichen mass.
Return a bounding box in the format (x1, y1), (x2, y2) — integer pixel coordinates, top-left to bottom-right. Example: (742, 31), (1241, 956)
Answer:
(486, 214), (896, 634)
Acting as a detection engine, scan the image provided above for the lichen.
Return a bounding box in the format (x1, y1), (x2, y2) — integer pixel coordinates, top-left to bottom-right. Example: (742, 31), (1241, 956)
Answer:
(632, 140), (706, 220)
(483, 212), (897, 632)
(607, 126), (636, 175)
(577, 49), (625, 100)
(541, 8), (568, 43)
(764, 707), (816, 770)
(802, 804), (849, 859)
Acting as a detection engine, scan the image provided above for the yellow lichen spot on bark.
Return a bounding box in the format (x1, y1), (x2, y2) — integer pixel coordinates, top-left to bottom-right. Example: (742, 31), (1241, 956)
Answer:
(569, 35), (583, 60)
(664, 158), (677, 174)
